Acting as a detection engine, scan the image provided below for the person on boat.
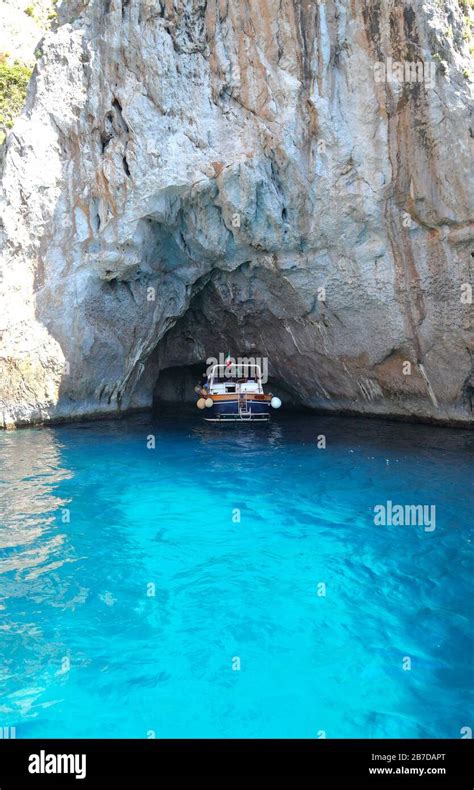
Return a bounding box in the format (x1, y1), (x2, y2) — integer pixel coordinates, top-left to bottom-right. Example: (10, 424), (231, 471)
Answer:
(200, 371), (210, 395)
(194, 372), (209, 396)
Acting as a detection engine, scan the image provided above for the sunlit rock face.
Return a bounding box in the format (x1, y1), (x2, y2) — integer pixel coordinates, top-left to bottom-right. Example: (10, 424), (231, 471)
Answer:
(0, 0), (472, 427)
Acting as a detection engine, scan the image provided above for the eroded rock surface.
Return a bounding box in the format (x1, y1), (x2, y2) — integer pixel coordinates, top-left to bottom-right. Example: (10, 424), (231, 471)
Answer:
(0, 0), (472, 426)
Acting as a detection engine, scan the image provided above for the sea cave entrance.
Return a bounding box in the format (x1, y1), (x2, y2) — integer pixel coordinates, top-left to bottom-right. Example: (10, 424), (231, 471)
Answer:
(145, 262), (318, 412)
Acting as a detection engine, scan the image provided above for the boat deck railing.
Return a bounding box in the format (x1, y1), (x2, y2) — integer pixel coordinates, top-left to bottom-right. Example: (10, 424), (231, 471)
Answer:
(207, 364), (264, 394)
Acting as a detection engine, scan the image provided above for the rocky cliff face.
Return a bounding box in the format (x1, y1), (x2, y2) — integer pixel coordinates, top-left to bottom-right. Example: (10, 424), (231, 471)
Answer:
(0, 0), (472, 427)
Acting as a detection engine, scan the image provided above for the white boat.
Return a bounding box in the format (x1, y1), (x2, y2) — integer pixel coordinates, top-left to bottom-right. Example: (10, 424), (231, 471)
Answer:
(195, 363), (282, 422)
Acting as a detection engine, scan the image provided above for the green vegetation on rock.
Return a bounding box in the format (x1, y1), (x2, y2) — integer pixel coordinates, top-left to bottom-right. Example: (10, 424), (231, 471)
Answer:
(0, 60), (32, 141)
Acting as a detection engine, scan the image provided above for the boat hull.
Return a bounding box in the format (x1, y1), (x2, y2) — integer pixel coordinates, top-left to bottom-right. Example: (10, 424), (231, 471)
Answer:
(203, 396), (271, 422)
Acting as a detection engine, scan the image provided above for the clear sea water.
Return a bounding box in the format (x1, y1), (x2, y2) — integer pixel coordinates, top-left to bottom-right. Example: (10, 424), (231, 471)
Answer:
(0, 410), (472, 739)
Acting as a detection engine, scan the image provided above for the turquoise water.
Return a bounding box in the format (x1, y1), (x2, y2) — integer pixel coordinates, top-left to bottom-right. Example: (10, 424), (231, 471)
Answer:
(0, 411), (472, 739)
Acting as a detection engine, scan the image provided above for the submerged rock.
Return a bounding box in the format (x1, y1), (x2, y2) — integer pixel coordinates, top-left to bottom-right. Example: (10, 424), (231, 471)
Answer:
(0, 0), (472, 426)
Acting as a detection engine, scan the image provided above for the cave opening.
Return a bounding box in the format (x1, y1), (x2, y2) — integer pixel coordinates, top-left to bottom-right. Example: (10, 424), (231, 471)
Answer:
(148, 266), (314, 412)
(118, 167), (332, 417)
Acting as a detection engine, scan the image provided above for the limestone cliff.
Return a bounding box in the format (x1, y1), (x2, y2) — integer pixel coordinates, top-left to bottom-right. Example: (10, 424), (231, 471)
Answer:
(0, 0), (472, 427)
